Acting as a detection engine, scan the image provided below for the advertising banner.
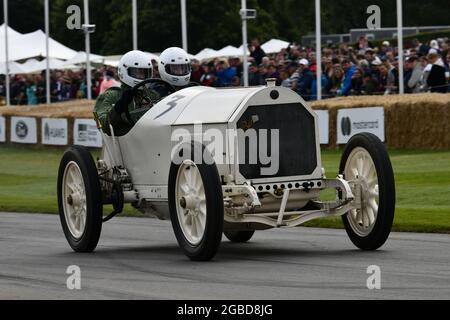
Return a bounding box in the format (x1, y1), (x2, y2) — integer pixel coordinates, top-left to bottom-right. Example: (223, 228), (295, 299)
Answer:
(73, 119), (102, 148)
(314, 110), (329, 145)
(42, 118), (68, 146)
(0, 116), (5, 142)
(337, 107), (385, 144)
(10, 117), (37, 144)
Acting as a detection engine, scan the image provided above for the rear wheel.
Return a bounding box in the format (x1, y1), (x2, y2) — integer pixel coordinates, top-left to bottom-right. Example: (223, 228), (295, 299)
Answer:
(224, 230), (255, 243)
(57, 145), (103, 252)
(340, 133), (395, 250)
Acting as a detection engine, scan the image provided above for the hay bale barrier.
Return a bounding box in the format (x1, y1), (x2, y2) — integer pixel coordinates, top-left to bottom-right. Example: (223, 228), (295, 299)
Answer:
(311, 93), (450, 150)
(0, 94), (449, 149)
(0, 100), (95, 147)
(0, 99), (94, 118)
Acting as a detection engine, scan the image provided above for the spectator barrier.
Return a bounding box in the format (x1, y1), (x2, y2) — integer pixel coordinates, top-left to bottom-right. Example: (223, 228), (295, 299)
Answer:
(0, 93), (449, 150)
(311, 93), (450, 149)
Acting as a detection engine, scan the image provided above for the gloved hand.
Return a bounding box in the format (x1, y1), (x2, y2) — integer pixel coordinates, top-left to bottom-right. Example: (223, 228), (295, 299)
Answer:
(114, 88), (135, 114)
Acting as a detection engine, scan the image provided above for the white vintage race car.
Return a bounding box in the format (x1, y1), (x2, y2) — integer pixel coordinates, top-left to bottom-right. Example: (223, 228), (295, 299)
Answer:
(57, 79), (395, 261)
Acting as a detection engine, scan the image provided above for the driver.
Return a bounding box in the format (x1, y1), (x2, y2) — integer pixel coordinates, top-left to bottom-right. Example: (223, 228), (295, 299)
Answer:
(94, 50), (160, 136)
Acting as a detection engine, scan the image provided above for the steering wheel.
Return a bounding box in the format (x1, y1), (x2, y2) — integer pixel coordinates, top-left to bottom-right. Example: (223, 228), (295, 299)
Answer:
(186, 81), (200, 87)
(132, 78), (176, 93)
(125, 78), (177, 125)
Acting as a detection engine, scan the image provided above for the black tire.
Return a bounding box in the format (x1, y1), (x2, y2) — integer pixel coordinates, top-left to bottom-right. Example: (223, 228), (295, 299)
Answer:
(168, 144), (224, 261)
(57, 145), (103, 252)
(224, 230), (255, 243)
(339, 133), (395, 250)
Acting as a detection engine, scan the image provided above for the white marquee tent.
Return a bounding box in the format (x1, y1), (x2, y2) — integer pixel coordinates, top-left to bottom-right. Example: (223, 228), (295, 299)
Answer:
(0, 23), (22, 38)
(21, 57), (72, 73)
(0, 57), (79, 75)
(0, 61), (28, 74)
(102, 52), (160, 67)
(193, 39), (287, 61)
(194, 48), (219, 61)
(0, 24), (78, 62)
(261, 38), (290, 54)
(63, 51), (105, 66)
(215, 45), (241, 58)
(194, 45), (249, 61)
(237, 44), (250, 55)
(1, 23), (106, 75)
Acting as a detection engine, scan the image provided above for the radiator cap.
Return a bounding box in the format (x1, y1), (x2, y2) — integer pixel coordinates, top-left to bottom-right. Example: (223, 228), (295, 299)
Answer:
(266, 78), (277, 87)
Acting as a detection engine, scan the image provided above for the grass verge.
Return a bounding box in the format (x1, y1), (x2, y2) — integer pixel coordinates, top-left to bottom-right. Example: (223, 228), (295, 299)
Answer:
(0, 145), (449, 233)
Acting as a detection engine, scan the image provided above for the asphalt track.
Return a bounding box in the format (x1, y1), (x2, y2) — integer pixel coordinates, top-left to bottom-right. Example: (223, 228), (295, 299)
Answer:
(0, 212), (449, 299)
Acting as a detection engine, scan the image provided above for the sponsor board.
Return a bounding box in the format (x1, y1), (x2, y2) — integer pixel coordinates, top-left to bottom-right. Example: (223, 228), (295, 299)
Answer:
(10, 117), (37, 144)
(73, 119), (102, 148)
(337, 107), (385, 144)
(314, 109), (329, 145)
(42, 118), (68, 146)
(0, 116), (5, 142)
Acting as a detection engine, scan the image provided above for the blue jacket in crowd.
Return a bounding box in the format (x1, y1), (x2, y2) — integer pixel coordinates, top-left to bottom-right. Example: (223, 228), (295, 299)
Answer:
(337, 65), (356, 96)
(311, 74), (328, 101)
(295, 68), (314, 99)
(216, 67), (237, 87)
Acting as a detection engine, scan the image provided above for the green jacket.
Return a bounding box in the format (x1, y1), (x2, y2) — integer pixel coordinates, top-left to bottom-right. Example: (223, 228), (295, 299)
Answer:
(93, 84), (160, 136)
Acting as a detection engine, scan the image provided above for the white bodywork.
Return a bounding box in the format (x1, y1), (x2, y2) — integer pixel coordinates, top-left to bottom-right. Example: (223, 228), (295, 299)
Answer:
(100, 84), (355, 228)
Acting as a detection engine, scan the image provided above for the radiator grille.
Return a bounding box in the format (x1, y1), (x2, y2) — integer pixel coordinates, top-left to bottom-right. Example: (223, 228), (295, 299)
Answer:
(237, 103), (317, 180)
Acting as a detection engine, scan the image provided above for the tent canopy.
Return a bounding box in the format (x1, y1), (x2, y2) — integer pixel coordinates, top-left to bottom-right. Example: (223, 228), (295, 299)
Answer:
(20, 58), (41, 71)
(193, 39), (288, 61)
(194, 48), (219, 61)
(0, 23), (22, 38)
(0, 61), (29, 75)
(22, 58), (66, 73)
(102, 52), (159, 67)
(1, 25), (79, 62)
(0, 58), (74, 75)
(63, 51), (105, 65)
(194, 46), (249, 61)
(237, 44), (250, 55)
(261, 38), (290, 54)
(215, 45), (241, 57)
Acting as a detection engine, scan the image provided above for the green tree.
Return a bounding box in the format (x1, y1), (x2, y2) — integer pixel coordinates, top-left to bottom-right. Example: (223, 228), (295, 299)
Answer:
(50, 0), (113, 54)
(0, 0), (44, 33)
(50, 0), (84, 52)
(2, 0), (450, 56)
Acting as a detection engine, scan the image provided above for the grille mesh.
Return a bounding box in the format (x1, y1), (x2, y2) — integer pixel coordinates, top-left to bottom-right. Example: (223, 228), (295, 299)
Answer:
(237, 103), (317, 179)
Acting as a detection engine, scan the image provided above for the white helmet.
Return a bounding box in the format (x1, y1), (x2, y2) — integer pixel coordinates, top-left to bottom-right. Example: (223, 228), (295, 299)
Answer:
(117, 50), (153, 87)
(158, 47), (191, 87)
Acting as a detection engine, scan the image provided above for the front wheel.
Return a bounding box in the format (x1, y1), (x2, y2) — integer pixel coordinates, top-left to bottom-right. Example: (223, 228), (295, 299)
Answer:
(340, 133), (395, 250)
(57, 145), (103, 252)
(168, 145), (224, 261)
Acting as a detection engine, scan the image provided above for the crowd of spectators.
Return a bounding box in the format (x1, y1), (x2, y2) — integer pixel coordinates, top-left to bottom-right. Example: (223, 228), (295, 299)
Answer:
(1, 36), (449, 106)
(192, 37), (450, 100)
(0, 66), (119, 105)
